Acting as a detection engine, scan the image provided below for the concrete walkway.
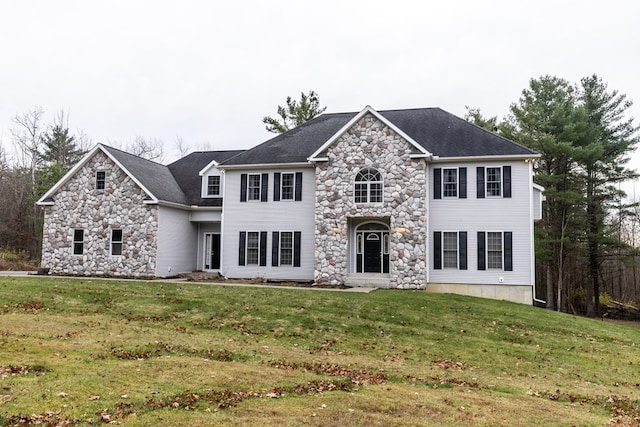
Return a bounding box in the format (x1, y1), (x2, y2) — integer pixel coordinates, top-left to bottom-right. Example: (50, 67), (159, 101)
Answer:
(0, 271), (376, 293)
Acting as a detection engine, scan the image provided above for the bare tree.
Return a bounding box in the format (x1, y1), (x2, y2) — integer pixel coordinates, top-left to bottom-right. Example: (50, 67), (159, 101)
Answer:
(125, 136), (165, 162)
(174, 135), (190, 158)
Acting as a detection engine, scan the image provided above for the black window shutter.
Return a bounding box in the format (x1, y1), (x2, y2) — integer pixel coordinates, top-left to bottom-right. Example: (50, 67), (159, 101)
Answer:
(503, 166), (512, 198)
(240, 174), (247, 202)
(273, 173), (281, 202)
(459, 167), (467, 199)
(477, 231), (486, 270)
(434, 168), (442, 199)
(504, 231), (513, 271)
(260, 173), (268, 202)
(294, 172), (303, 201)
(293, 231), (301, 267)
(272, 231), (279, 266)
(238, 232), (246, 265)
(459, 231), (467, 270)
(259, 231), (267, 266)
(433, 231), (442, 270)
(476, 167), (485, 198)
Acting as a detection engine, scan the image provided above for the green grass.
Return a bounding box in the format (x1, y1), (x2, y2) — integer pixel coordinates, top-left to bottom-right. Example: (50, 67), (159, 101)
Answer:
(1, 277), (639, 426)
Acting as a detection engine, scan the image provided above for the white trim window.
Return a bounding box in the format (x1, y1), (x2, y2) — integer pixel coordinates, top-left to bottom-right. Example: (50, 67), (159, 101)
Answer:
(486, 231), (503, 269)
(442, 232), (458, 268)
(434, 231), (467, 270)
(111, 229), (123, 256)
(96, 171), (106, 190)
(279, 231), (293, 265)
(73, 229), (84, 255)
(246, 231), (259, 265)
(442, 168), (458, 198)
(486, 167), (502, 197)
(206, 175), (221, 196)
(281, 173), (295, 200)
(354, 168), (383, 204)
(248, 174), (261, 201)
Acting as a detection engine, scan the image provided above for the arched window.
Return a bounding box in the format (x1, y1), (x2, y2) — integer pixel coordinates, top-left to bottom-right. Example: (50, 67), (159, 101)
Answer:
(354, 168), (383, 204)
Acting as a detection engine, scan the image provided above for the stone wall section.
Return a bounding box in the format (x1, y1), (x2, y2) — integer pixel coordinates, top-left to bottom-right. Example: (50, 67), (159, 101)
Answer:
(41, 151), (158, 276)
(314, 113), (427, 289)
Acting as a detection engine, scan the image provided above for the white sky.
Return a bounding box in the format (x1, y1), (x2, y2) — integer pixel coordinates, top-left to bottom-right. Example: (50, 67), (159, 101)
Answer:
(1, 0), (639, 171)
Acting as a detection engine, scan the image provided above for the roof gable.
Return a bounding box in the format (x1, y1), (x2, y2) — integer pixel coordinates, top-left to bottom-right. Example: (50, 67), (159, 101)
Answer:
(37, 144), (165, 205)
(308, 106), (431, 161)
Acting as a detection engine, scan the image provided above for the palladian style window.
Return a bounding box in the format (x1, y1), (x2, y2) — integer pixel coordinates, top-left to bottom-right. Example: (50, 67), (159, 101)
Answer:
(354, 168), (383, 204)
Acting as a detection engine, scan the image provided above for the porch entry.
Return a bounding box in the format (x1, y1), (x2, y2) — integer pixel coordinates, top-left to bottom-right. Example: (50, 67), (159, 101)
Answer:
(203, 233), (220, 270)
(355, 222), (389, 273)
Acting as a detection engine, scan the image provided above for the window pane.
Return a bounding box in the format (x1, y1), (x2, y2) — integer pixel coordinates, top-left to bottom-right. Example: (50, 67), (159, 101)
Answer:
(248, 175), (261, 201)
(354, 183), (368, 203)
(486, 167), (501, 197)
(111, 229), (123, 256)
(247, 232), (259, 264)
(487, 232), (502, 269)
(73, 229), (84, 255)
(369, 183), (383, 203)
(281, 173), (294, 200)
(355, 168), (382, 204)
(207, 176), (220, 196)
(443, 232), (458, 268)
(96, 171), (106, 190)
(280, 232), (293, 265)
(443, 169), (457, 197)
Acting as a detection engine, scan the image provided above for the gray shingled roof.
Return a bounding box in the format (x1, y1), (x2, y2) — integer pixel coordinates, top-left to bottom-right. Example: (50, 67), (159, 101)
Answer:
(102, 145), (188, 205)
(222, 107), (536, 165)
(168, 150), (245, 206)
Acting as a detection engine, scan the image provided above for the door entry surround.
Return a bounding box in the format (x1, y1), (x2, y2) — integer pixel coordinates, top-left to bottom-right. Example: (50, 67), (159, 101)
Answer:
(204, 233), (220, 270)
(355, 222), (389, 273)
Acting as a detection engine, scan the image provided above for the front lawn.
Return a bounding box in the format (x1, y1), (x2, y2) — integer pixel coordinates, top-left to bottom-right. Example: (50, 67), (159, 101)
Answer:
(1, 277), (639, 426)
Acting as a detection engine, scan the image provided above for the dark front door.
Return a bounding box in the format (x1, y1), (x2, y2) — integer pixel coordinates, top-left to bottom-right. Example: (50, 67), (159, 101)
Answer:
(205, 233), (221, 270)
(363, 232), (382, 273)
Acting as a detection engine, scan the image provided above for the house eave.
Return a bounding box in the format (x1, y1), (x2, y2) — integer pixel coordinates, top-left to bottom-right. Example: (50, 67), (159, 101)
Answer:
(429, 154), (541, 163)
(217, 162), (313, 170)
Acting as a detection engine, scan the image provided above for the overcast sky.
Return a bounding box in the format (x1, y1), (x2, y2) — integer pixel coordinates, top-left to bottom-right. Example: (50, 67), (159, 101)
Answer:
(1, 1), (639, 170)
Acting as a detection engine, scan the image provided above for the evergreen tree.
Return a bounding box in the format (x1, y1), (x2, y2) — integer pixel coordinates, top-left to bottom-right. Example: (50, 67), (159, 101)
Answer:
(504, 76), (585, 311)
(574, 75), (639, 316)
(263, 90), (327, 134)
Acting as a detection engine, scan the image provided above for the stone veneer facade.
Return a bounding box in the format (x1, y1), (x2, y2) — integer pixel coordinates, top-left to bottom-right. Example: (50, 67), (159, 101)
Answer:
(314, 113), (427, 289)
(41, 151), (158, 276)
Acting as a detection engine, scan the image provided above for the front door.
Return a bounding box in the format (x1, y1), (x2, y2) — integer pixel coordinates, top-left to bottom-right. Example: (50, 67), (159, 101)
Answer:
(204, 233), (220, 270)
(356, 223), (390, 274)
(363, 232), (382, 272)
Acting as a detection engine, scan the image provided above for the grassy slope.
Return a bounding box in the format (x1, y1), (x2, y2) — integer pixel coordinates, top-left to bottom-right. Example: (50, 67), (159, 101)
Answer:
(1, 277), (639, 426)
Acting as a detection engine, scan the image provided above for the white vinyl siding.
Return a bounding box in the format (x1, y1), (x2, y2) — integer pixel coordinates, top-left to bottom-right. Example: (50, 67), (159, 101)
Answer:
(429, 160), (533, 286)
(221, 168), (315, 280)
(156, 206), (198, 276)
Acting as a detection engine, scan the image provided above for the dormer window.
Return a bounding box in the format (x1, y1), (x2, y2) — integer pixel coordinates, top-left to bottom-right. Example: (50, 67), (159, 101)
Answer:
(96, 171), (106, 190)
(354, 168), (383, 204)
(207, 176), (221, 196)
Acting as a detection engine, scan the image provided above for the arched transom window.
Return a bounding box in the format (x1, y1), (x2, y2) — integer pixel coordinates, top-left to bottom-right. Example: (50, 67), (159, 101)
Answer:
(354, 168), (383, 204)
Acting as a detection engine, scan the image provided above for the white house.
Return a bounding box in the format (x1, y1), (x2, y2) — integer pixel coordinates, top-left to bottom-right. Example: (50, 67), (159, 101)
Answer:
(37, 106), (544, 304)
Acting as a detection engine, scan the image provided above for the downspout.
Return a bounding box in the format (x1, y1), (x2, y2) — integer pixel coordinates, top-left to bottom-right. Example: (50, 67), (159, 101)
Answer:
(528, 159), (546, 305)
